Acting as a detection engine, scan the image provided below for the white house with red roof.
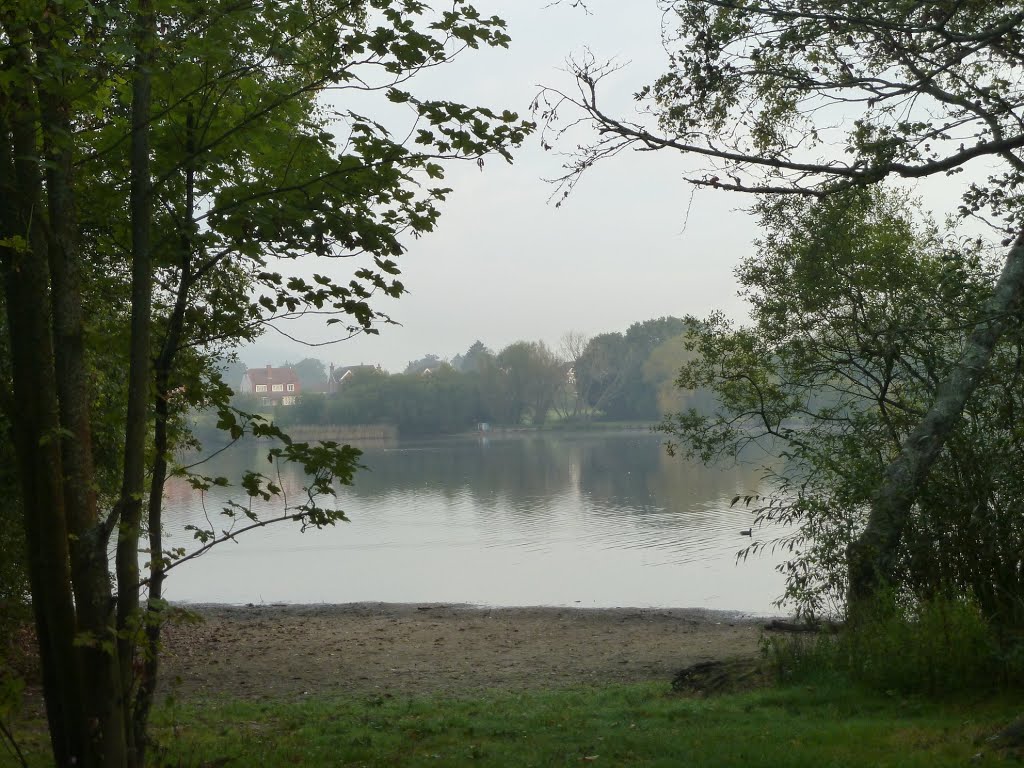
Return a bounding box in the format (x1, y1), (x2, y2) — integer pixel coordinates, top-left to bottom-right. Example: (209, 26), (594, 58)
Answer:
(239, 364), (301, 406)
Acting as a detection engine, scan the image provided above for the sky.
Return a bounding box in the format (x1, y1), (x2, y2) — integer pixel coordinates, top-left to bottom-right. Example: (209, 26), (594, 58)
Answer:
(235, 0), (764, 373)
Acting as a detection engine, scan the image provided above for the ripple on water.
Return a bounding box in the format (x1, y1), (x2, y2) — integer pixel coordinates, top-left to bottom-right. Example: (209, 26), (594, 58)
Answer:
(160, 434), (787, 611)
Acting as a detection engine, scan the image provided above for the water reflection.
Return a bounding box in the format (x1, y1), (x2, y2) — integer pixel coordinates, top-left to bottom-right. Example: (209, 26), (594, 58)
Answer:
(162, 432), (786, 613)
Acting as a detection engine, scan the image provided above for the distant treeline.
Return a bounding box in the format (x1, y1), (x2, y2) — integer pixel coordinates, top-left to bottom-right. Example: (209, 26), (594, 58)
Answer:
(247, 317), (719, 436)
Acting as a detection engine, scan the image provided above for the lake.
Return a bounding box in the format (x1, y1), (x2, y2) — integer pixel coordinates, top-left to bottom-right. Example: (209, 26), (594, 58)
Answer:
(160, 431), (787, 613)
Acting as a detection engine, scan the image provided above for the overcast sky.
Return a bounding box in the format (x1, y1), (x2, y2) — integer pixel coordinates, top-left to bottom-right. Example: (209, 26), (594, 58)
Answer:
(237, 2), (778, 372)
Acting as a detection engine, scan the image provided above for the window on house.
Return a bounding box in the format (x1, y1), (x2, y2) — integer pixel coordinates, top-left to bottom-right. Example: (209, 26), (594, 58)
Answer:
(261, 397), (270, 406)
(272, 384), (284, 392)
(287, 383), (295, 392)
(255, 384), (267, 392)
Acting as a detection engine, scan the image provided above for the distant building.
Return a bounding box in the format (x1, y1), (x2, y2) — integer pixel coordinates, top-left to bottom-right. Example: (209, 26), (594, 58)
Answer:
(562, 362), (577, 386)
(239, 365), (301, 406)
(328, 363), (381, 394)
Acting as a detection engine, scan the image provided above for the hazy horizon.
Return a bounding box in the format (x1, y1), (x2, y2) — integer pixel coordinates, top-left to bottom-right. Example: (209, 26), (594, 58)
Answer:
(234, 1), (761, 374)
(236, 0), (974, 375)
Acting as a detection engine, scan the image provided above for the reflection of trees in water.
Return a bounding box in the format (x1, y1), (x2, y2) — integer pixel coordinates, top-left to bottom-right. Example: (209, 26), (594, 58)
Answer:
(645, 455), (769, 527)
(353, 433), (773, 518)
(168, 434), (774, 527)
(576, 436), (663, 503)
(577, 437), (772, 527)
(350, 435), (576, 509)
(165, 439), (318, 524)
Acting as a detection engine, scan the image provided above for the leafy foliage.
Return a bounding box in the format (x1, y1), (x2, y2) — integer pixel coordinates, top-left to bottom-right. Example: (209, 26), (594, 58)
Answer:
(404, 354), (445, 376)
(663, 188), (1024, 622)
(765, 594), (1024, 696)
(0, 0), (532, 764)
(575, 317), (692, 419)
(275, 325), (717, 435)
(541, 0), (1024, 220)
(283, 339), (569, 434)
(284, 358), (330, 391)
(538, 0), (1024, 619)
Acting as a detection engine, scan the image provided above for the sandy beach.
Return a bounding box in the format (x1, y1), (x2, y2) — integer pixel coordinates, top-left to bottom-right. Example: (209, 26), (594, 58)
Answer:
(158, 603), (772, 700)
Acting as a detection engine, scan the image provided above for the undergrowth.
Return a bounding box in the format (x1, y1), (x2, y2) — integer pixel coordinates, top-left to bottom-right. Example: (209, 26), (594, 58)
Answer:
(763, 595), (1024, 695)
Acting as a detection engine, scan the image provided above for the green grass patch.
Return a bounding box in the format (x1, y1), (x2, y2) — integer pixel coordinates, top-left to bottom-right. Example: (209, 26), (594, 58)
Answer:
(3, 681), (1018, 766)
(113, 684), (1024, 766)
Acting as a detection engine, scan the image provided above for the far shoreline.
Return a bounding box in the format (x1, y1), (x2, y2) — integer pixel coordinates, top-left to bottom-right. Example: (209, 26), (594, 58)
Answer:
(169, 599), (787, 618)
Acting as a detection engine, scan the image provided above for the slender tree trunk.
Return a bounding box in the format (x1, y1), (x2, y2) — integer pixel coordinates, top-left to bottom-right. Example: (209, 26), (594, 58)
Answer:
(132, 299), (187, 763)
(0, 46), (83, 766)
(848, 231), (1024, 609)
(115, 1), (155, 764)
(132, 110), (196, 763)
(35, 13), (128, 765)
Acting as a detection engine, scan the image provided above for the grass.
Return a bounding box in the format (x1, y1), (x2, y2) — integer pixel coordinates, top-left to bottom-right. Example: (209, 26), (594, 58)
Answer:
(6, 606), (1024, 767)
(4, 681), (1015, 767)
(148, 683), (1020, 767)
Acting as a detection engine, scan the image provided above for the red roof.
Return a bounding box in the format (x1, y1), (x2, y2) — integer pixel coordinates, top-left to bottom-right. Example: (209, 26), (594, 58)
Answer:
(244, 366), (301, 387)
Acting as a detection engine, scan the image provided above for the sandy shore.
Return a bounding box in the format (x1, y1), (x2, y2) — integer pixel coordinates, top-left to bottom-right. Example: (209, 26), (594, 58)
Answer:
(158, 603), (774, 700)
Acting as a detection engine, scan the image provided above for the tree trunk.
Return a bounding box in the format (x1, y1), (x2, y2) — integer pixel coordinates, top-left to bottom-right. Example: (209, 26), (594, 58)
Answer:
(115, 1), (155, 764)
(133, 110), (196, 763)
(0, 47), (84, 765)
(848, 231), (1024, 609)
(132, 310), (182, 763)
(35, 15), (128, 765)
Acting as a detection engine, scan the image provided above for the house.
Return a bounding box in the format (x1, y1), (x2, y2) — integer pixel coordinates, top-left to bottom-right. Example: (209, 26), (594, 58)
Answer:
(561, 362), (577, 386)
(327, 363), (381, 394)
(239, 364), (301, 406)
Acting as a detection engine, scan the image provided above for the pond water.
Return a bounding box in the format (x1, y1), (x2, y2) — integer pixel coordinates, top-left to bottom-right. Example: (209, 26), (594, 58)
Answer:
(160, 431), (787, 613)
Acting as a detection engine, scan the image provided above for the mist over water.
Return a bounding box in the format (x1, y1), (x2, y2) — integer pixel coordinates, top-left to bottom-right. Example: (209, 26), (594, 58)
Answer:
(161, 432), (787, 613)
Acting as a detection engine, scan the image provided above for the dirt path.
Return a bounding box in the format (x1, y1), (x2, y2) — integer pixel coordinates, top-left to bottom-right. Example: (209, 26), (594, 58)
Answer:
(159, 603), (772, 700)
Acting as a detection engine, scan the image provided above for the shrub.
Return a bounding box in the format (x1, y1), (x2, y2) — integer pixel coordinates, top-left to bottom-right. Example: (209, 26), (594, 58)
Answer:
(764, 595), (1023, 695)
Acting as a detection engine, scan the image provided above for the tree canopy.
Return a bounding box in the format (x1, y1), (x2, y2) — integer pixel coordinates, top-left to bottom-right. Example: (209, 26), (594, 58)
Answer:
(575, 317), (690, 419)
(665, 188), (1024, 619)
(272, 321), (709, 436)
(0, 1), (531, 764)
(285, 358), (330, 391)
(542, 0), (1024, 203)
(539, 0), (1024, 610)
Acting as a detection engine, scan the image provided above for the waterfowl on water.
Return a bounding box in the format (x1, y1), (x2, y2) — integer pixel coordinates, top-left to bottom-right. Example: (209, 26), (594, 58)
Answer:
(740, 528), (753, 536)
